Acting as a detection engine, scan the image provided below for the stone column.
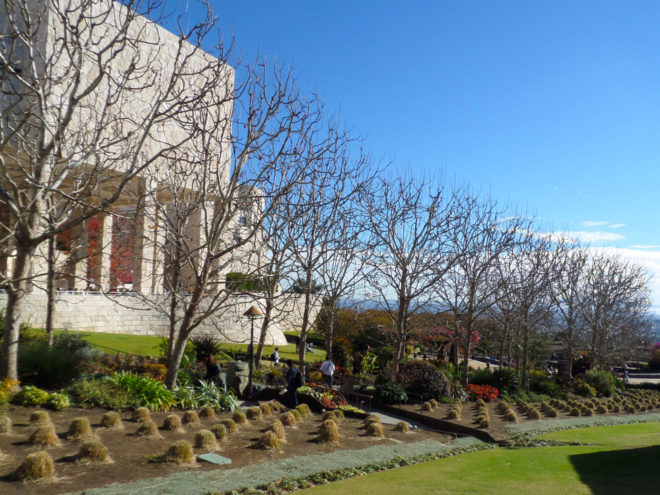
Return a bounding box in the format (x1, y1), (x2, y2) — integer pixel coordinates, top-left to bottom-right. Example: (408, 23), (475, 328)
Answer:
(67, 217), (88, 290)
(133, 201), (158, 294)
(91, 212), (114, 291)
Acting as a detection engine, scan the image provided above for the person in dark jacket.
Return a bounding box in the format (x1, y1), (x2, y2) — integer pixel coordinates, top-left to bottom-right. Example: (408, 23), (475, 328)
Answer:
(205, 354), (222, 385)
(284, 359), (302, 408)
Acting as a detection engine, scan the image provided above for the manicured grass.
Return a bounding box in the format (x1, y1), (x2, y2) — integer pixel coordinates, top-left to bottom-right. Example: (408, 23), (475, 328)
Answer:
(299, 422), (660, 495)
(61, 330), (324, 363)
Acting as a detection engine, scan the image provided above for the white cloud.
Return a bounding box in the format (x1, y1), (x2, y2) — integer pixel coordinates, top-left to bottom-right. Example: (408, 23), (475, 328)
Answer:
(629, 245), (660, 250)
(551, 231), (625, 243)
(609, 224), (626, 229)
(582, 220), (609, 227)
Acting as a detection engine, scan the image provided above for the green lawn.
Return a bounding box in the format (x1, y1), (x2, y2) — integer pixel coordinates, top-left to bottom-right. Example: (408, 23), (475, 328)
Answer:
(299, 422), (660, 495)
(60, 330), (324, 363)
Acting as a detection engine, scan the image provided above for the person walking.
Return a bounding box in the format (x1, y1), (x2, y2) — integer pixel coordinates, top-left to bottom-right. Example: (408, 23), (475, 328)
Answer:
(272, 347), (280, 366)
(320, 354), (336, 388)
(284, 359), (303, 408)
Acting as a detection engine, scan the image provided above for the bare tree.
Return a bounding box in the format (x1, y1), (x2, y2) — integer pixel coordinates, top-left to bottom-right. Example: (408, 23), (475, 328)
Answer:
(434, 195), (528, 385)
(363, 177), (458, 379)
(0, 0), (228, 379)
(577, 254), (652, 368)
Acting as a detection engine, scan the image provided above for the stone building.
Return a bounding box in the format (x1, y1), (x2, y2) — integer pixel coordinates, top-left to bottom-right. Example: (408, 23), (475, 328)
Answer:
(0, 0), (310, 345)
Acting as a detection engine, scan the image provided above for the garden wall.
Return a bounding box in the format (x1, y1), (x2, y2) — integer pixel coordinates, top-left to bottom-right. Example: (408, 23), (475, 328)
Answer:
(0, 292), (291, 345)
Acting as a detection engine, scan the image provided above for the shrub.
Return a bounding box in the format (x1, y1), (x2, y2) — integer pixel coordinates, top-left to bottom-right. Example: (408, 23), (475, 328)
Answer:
(421, 401), (432, 412)
(221, 418), (237, 433)
(67, 417), (93, 440)
(14, 451), (54, 480)
(267, 419), (285, 440)
(13, 385), (49, 406)
(46, 392), (71, 411)
(29, 425), (60, 447)
(256, 431), (281, 451)
(0, 378), (19, 412)
(232, 410), (247, 425)
(211, 423), (227, 440)
(190, 335), (221, 361)
(375, 381), (408, 405)
(100, 411), (123, 429)
(162, 415), (183, 432)
(164, 440), (194, 464)
(29, 410), (51, 426)
(194, 429), (217, 450)
(111, 372), (174, 411)
(296, 403), (311, 417)
(259, 403), (272, 416)
(69, 377), (133, 410)
(18, 341), (83, 388)
(199, 405), (216, 419)
(573, 379), (597, 397)
(78, 440), (110, 462)
(468, 368), (495, 387)
(133, 407), (151, 423)
(182, 410), (200, 425)
(492, 367), (520, 394)
(397, 361), (450, 400)
(583, 369), (618, 397)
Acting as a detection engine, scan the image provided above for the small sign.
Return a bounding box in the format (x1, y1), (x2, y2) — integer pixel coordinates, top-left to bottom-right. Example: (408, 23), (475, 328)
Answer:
(197, 453), (232, 465)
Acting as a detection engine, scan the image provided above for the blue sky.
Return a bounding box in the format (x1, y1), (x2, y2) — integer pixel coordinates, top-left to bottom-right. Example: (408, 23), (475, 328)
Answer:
(176, 1), (660, 307)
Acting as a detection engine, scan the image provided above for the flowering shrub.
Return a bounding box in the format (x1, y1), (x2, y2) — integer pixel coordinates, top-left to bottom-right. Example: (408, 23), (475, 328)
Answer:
(0, 378), (19, 412)
(465, 384), (499, 402)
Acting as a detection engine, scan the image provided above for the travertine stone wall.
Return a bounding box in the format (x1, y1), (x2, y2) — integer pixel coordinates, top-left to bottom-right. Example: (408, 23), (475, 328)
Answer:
(0, 292), (288, 345)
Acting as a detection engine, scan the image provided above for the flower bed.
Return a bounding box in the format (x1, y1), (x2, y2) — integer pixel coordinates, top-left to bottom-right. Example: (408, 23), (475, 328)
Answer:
(465, 384), (499, 402)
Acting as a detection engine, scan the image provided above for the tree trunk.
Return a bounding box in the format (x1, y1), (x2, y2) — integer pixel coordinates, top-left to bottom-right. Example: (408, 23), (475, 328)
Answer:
(46, 235), (56, 345)
(164, 330), (188, 388)
(254, 299), (273, 366)
(0, 248), (33, 380)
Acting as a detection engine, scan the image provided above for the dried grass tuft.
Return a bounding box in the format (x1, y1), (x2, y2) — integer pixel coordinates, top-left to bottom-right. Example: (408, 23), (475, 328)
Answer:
(246, 407), (263, 421)
(136, 420), (161, 438)
(0, 415), (11, 434)
(29, 424), (61, 447)
(67, 417), (93, 440)
(365, 421), (384, 438)
(267, 419), (285, 440)
(133, 407), (151, 423)
(256, 431), (281, 451)
(429, 399), (439, 408)
(421, 401), (432, 412)
(259, 403), (272, 416)
(78, 439), (110, 462)
(290, 409), (302, 421)
(199, 406), (216, 419)
(194, 429), (217, 450)
(296, 403), (311, 417)
(100, 411), (123, 429)
(221, 418), (237, 433)
(162, 414), (184, 432)
(14, 451), (54, 480)
(232, 411), (247, 425)
(211, 423), (227, 440)
(281, 412), (296, 426)
(394, 421), (410, 433)
(29, 411), (51, 426)
(182, 410), (200, 425)
(318, 419), (339, 444)
(164, 440), (195, 464)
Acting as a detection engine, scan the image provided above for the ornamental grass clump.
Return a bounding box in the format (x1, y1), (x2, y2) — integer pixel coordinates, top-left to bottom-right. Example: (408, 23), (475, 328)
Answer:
(182, 410), (200, 425)
(256, 431), (281, 451)
(0, 415), (11, 434)
(133, 407), (151, 423)
(596, 405), (608, 414)
(281, 412), (296, 426)
(29, 411), (51, 426)
(162, 414), (184, 432)
(365, 421), (385, 438)
(569, 407), (581, 416)
(199, 406), (216, 420)
(421, 401), (432, 412)
(446, 403), (462, 420)
(100, 411), (123, 429)
(318, 419), (339, 444)
(232, 410), (247, 425)
(78, 439), (110, 462)
(164, 440), (195, 464)
(194, 429), (217, 450)
(541, 403), (558, 418)
(290, 409), (302, 421)
(211, 423), (227, 440)
(394, 421), (410, 433)
(29, 424), (61, 447)
(365, 414), (381, 425)
(296, 403), (311, 417)
(429, 398), (439, 408)
(136, 420), (161, 438)
(14, 451), (54, 480)
(246, 406), (263, 420)
(259, 403), (272, 416)
(67, 417), (93, 441)
(267, 419), (285, 440)
(322, 411), (338, 422)
(221, 418), (237, 433)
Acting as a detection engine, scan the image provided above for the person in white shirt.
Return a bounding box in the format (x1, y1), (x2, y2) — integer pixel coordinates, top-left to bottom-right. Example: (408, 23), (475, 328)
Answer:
(320, 355), (336, 388)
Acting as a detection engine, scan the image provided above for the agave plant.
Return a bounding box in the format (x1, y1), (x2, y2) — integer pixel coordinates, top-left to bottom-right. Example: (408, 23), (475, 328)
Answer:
(111, 372), (175, 411)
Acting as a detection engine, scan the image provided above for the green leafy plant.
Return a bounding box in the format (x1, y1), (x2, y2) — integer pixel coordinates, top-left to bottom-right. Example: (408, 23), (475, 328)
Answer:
(46, 392), (70, 410)
(583, 369), (618, 397)
(375, 381), (408, 404)
(13, 385), (49, 406)
(68, 377), (134, 410)
(110, 372), (175, 411)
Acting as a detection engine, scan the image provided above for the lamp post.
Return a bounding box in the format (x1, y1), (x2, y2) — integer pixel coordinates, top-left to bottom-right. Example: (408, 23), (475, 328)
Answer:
(244, 305), (262, 396)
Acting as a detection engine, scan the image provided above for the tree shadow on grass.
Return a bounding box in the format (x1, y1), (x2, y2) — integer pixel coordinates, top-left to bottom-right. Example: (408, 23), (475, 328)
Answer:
(570, 445), (660, 495)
